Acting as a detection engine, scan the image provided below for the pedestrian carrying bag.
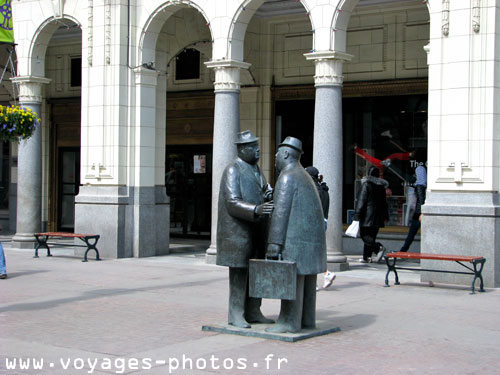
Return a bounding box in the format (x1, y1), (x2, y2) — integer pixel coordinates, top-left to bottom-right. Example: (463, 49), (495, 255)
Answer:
(345, 220), (360, 238)
(249, 255), (297, 300)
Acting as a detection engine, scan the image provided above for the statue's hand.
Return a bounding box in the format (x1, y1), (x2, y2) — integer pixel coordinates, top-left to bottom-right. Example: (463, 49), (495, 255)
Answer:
(266, 243), (282, 260)
(255, 201), (274, 216)
(264, 183), (273, 201)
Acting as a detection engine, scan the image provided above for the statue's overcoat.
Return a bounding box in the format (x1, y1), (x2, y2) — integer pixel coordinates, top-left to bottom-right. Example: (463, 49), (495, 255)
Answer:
(267, 163), (327, 275)
(216, 157), (268, 268)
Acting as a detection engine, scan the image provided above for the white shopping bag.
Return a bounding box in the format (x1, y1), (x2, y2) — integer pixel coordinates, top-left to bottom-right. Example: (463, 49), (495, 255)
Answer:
(345, 220), (360, 238)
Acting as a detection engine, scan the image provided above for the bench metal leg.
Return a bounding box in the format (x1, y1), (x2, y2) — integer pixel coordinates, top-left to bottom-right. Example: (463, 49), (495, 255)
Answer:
(80, 236), (101, 262)
(34, 235), (52, 258)
(471, 259), (486, 294)
(385, 257), (400, 287)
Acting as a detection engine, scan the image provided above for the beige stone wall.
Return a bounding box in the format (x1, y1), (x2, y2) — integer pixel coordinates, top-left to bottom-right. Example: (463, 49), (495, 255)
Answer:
(345, 3), (429, 81)
(241, 5), (428, 87)
(46, 42), (82, 98)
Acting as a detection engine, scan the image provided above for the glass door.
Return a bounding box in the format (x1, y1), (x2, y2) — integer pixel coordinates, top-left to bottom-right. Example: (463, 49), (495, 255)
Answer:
(166, 145), (212, 237)
(58, 148), (80, 232)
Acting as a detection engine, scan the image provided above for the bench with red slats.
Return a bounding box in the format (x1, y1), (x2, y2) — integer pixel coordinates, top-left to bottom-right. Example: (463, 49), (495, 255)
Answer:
(34, 232), (101, 262)
(384, 251), (485, 294)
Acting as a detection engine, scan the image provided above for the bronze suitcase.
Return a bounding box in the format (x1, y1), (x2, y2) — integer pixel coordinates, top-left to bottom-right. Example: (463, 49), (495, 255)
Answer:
(249, 257), (297, 300)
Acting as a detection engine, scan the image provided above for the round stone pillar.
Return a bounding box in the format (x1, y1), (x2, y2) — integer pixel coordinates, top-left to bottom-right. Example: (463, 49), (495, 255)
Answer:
(305, 51), (352, 271)
(11, 76), (51, 248)
(204, 60), (251, 263)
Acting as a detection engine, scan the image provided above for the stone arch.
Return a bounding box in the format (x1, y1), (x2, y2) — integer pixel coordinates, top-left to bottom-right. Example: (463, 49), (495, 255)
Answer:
(27, 15), (82, 77)
(330, 0), (358, 52)
(227, 0), (313, 61)
(135, 2), (214, 190)
(138, 1), (213, 69)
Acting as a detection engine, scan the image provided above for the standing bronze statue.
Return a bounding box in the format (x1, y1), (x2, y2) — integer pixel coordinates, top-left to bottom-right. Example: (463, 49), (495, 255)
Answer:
(216, 130), (274, 328)
(265, 137), (327, 333)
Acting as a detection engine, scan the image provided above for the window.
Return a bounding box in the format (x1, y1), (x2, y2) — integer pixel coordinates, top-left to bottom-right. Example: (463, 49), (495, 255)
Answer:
(175, 48), (200, 81)
(70, 57), (82, 87)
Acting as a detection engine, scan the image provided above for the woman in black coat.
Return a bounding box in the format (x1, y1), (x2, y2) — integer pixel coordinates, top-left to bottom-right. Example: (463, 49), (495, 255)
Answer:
(354, 166), (389, 263)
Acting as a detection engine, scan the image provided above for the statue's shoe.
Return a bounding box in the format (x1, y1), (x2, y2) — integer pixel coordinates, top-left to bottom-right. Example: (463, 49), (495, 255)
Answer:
(246, 312), (274, 324)
(265, 324), (299, 334)
(228, 317), (251, 329)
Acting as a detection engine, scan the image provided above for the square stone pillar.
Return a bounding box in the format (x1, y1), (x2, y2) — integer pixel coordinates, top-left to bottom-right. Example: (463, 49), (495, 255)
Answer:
(423, 1), (500, 287)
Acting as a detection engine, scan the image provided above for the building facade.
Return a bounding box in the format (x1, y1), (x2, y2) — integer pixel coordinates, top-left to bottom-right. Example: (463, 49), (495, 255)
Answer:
(8, 0), (500, 287)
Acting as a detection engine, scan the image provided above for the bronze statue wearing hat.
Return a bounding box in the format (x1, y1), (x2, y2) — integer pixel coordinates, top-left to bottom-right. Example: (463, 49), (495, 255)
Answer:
(216, 130), (274, 328)
(266, 136), (327, 333)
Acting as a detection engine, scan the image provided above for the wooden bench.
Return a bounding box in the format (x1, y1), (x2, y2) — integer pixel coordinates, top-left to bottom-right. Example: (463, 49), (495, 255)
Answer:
(384, 252), (486, 294)
(34, 232), (101, 262)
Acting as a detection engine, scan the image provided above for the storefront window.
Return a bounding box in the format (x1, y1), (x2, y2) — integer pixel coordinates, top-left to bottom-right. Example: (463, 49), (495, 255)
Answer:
(344, 94), (428, 226)
(276, 93), (427, 227)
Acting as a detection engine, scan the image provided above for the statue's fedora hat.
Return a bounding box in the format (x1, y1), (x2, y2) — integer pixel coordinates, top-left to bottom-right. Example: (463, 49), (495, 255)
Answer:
(278, 136), (304, 154)
(235, 130), (259, 144)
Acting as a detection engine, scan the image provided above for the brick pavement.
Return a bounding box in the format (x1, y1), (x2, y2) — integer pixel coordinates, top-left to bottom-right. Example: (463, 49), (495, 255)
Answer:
(1, 243), (499, 375)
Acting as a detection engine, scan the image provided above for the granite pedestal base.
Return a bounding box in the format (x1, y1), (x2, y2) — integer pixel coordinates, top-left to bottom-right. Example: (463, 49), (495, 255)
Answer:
(202, 323), (340, 342)
(75, 186), (170, 259)
(422, 191), (500, 288)
(328, 262), (350, 272)
(10, 235), (36, 249)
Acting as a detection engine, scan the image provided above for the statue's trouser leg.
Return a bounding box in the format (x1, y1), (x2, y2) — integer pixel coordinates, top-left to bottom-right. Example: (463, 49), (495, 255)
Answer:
(246, 296), (274, 323)
(301, 274), (317, 329)
(268, 275), (305, 333)
(228, 267), (250, 328)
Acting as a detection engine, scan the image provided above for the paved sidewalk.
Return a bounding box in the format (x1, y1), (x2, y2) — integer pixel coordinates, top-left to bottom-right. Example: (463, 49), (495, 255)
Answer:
(1, 242), (499, 375)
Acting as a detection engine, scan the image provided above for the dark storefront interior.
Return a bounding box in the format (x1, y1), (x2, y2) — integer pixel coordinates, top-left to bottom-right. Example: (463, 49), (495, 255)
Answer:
(276, 92), (428, 226)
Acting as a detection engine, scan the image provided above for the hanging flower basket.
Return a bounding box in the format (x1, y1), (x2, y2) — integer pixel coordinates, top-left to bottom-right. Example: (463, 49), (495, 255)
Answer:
(0, 105), (40, 142)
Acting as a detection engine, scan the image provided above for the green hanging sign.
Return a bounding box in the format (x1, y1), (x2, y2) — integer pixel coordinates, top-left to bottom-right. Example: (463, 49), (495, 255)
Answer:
(0, 0), (13, 44)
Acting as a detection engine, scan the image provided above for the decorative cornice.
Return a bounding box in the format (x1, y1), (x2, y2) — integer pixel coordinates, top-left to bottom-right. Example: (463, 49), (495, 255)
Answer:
(304, 51), (353, 87)
(105, 0), (111, 64)
(442, 0), (449, 36)
(11, 76), (52, 104)
(88, 0), (93, 66)
(472, 0), (480, 33)
(272, 79), (428, 100)
(52, 0), (64, 18)
(204, 60), (251, 92)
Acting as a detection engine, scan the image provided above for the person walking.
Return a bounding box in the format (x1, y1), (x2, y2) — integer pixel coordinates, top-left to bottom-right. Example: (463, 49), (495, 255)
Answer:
(354, 166), (389, 263)
(305, 166), (335, 290)
(400, 158), (427, 252)
(0, 242), (6, 279)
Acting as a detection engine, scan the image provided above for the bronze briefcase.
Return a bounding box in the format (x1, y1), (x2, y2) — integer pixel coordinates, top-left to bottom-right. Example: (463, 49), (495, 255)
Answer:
(249, 257), (297, 300)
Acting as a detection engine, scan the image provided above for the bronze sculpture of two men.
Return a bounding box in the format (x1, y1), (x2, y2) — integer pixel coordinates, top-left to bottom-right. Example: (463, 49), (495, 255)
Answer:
(216, 131), (327, 333)
(216, 130), (274, 328)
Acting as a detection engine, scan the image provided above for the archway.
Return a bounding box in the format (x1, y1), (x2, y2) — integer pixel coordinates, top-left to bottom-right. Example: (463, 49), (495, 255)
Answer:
(138, 2), (214, 238)
(11, 15), (82, 247)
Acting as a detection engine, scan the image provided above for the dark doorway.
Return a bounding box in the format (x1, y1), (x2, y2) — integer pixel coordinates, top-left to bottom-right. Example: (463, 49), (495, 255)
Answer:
(57, 147), (80, 232)
(275, 100), (315, 169)
(166, 145), (212, 237)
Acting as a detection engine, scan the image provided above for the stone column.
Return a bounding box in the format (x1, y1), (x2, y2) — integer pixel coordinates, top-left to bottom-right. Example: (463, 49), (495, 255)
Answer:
(204, 60), (251, 263)
(10, 76), (51, 248)
(305, 51), (352, 271)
